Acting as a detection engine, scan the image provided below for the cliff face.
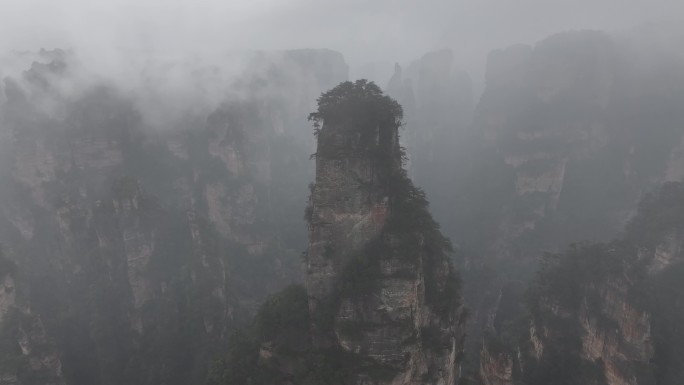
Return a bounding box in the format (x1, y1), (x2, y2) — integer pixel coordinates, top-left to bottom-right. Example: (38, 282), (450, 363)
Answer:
(475, 30), (684, 253)
(305, 80), (465, 385)
(479, 342), (513, 385)
(0, 255), (65, 385)
(469, 28), (684, 256)
(480, 182), (684, 385)
(0, 48), (347, 385)
(522, 254), (655, 385)
(462, 30), (684, 377)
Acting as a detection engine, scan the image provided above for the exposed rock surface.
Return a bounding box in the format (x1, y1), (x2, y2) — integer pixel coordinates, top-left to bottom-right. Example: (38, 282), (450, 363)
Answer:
(0, 48), (347, 385)
(462, 30), (684, 378)
(479, 342), (513, 385)
(0, 254), (65, 385)
(305, 80), (465, 385)
(473, 30), (684, 253)
(480, 182), (684, 385)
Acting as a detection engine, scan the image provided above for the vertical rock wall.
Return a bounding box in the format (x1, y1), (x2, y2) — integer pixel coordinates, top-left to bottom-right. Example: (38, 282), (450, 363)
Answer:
(305, 81), (465, 385)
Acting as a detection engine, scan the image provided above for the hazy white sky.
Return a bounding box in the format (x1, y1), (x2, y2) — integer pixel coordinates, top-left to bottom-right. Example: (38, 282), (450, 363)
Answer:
(0, 0), (682, 74)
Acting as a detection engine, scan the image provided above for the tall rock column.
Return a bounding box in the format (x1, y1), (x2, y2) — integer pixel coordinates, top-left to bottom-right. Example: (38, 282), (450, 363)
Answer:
(305, 80), (465, 385)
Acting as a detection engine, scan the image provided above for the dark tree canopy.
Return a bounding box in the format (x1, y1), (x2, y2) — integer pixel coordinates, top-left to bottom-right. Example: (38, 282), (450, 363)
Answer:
(308, 79), (403, 133)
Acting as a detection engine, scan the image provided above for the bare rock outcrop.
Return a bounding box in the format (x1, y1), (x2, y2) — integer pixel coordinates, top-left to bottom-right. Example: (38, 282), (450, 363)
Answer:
(305, 80), (465, 385)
